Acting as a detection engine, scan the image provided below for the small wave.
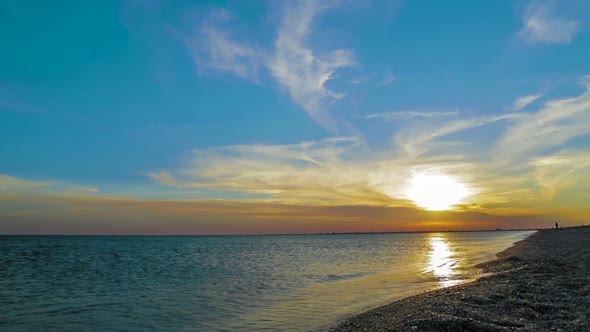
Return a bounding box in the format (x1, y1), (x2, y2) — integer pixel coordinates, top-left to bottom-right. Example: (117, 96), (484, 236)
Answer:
(321, 272), (372, 282)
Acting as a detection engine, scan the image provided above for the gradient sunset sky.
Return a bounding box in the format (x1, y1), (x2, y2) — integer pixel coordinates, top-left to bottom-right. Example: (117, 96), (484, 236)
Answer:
(1, 0), (589, 234)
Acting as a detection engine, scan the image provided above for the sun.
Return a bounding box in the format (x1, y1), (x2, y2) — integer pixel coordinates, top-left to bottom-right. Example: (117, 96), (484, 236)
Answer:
(405, 173), (469, 211)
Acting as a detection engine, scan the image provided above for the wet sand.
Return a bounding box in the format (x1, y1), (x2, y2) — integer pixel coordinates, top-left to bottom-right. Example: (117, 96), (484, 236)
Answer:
(330, 226), (590, 331)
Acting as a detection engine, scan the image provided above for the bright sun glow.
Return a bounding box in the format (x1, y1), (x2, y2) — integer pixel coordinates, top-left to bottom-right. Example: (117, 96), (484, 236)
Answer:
(406, 173), (469, 211)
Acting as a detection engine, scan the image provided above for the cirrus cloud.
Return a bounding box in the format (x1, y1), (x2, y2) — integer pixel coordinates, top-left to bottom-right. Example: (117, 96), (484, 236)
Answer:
(519, 2), (580, 44)
(190, 1), (355, 132)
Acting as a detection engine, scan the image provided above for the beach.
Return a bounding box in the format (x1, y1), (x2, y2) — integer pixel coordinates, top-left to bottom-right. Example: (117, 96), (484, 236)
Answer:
(330, 226), (590, 331)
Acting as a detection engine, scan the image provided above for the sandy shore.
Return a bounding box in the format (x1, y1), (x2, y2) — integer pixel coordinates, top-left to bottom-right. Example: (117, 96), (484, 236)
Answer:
(330, 226), (590, 331)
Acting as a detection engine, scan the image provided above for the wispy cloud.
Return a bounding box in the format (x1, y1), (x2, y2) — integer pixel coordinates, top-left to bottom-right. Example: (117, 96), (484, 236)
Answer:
(519, 2), (580, 44)
(147, 136), (405, 206)
(532, 149), (590, 200)
(137, 73), (590, 222)
(66, 185), (100, 194)
(496, 80), (590, 159)
(394, 113), (526, 157)
(268, 0), (355, 131)
(0, 175), (55, 191)
(196, 28), (259, 79)
(0, 174), (100, 196)
(145, 127), (589, 217)
(189, 1), (355, 131)
(510, 93), (542, 110)
(189, 9), (260, 80)
(377, 69), (396, 87)
(145, 134), (504, 209)
(366, 110), (459, 120)
(348, 76), (367, 85)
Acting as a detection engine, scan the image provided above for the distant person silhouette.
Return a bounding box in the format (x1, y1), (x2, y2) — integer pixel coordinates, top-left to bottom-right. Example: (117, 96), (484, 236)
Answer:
(555, 222), (559, 230)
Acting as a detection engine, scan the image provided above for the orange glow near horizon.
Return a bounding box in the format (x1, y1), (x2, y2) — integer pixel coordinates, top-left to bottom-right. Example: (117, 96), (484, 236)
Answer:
(0, 193), (570, 235)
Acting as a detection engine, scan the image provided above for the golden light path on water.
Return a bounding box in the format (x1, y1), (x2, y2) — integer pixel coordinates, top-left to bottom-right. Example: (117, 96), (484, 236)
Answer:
(425, 235), (462, 287)
(229, 232), (534, 330)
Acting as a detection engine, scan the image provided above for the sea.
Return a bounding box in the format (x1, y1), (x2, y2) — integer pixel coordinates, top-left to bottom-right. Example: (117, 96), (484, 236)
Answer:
(0, 231), (533, 331)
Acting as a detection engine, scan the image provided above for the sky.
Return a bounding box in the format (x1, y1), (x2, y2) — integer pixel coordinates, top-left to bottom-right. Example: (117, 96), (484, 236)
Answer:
(1, 0), (590, 234)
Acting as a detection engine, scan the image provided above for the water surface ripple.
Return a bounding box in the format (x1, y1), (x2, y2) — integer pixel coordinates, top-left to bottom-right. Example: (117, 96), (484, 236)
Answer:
(0, 231), (532, 331)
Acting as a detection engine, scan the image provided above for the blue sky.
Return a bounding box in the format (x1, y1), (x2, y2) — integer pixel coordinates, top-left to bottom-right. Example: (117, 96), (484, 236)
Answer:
(1, 0), (590, 234)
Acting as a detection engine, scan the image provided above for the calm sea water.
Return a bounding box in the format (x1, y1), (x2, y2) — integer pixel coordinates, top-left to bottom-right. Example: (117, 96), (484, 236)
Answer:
(1, 231), (532, 331)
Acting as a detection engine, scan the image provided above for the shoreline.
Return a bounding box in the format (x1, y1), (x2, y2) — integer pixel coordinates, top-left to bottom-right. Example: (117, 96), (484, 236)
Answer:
(329, 226), (590, 331)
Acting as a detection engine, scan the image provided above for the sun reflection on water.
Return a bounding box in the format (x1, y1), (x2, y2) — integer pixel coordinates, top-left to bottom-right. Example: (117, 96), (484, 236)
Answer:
(425, 235), (462, 287)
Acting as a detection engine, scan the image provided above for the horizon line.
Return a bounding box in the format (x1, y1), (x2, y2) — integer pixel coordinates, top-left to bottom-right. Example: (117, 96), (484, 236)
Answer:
(0, 227), (551, 237)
